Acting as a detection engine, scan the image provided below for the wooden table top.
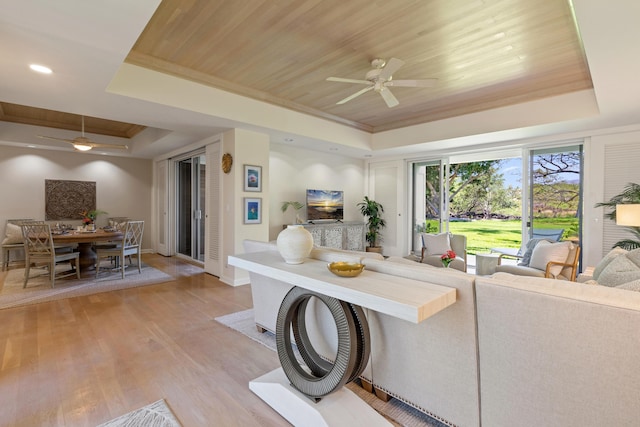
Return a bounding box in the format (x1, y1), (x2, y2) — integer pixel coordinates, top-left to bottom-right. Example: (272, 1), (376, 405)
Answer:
(52, 229), (123, 244)
(228, 251), (457, 324)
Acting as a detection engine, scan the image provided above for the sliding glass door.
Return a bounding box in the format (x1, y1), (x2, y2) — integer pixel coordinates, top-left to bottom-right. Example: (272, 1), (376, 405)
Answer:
(176, 153), (206, 262)
(528, 145), (583, 246)
(412, 160), (445, 253)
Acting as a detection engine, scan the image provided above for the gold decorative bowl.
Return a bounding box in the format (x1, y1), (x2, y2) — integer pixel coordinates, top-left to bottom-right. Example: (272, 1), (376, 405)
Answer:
(327, 261), (365, 277)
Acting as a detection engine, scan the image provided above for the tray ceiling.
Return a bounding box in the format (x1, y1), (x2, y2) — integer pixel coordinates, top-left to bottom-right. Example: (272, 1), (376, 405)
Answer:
(126, 0), (592, 133)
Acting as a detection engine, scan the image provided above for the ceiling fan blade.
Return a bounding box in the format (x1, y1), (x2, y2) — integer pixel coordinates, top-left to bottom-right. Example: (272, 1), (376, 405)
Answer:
(327, 77), (371, 85)
(378, 57), (405, 81)
(37, 135), (74, 144)
(387, 78), (438, 87)
(336, 86), (374, 105)
(89, 142), (129, 150)
(379, 87), (399, 108)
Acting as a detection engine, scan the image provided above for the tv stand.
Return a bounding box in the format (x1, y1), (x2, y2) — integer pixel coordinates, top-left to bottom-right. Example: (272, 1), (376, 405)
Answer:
(300, 221), (365, 251)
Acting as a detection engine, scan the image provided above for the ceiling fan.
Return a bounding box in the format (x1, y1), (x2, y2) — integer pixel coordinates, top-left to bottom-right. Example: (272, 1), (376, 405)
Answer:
(327, 58), (437, 108)
(37, 116), (128, 151)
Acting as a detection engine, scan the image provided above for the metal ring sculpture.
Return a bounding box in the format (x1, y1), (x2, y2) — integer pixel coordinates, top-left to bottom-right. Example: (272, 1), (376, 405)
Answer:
(276, 286), (371, 399)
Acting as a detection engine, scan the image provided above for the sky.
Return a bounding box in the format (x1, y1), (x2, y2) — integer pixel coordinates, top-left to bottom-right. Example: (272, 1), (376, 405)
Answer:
(500, 157), (522, 188)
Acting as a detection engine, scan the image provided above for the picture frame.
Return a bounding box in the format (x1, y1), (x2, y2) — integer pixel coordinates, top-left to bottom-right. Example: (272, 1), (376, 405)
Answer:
(244, 164), (262, 192)
(244, 197), (262, 224)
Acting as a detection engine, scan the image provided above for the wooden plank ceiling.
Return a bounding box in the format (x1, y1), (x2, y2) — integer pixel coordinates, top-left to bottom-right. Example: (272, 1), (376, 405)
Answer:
(126, 0), (592, 133)
(0, 102), (145, 139)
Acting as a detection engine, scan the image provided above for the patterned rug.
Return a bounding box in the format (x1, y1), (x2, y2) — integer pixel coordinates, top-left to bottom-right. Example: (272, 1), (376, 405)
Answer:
(96, 399), (181, 427)
(215, 309), (449, 427)
(0, 262), (173, 310)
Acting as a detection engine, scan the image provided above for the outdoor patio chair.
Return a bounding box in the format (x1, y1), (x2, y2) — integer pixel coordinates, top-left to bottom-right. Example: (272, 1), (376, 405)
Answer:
(495, 241), (580, 281)
(490, 228), (564, 260)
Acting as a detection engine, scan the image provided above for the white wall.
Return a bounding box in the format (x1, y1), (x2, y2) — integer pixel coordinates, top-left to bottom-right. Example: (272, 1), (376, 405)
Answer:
(268, 144), (366, 240)
(0, 146), (153, 250)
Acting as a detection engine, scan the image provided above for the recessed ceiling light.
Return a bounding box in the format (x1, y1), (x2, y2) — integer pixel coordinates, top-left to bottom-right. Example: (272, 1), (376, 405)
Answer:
(29, 64), (52, 74)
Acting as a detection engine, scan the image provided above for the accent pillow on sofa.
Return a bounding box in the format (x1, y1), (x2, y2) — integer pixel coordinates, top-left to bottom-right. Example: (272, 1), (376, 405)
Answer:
(616, 278), (640, 292)
(421, 232), (451, 256)
(528, 240), (571, 277)
(2, 223), (23, 245)
(592, 247), (628, 281)
(596, 251), (640, 287)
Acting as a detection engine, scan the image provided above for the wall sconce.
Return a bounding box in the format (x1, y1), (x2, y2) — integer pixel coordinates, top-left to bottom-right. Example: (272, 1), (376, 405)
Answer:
(616, 204), (640, 226)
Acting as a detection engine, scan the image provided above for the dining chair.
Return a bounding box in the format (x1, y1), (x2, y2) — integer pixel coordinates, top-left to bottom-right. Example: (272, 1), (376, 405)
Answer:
(21, 223), (80, 288)
(95, 220), (144, 279)
(93, 217), (130, 263)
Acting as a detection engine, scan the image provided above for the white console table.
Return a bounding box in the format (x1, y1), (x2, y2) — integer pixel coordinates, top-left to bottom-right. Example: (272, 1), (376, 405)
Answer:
(229, 251), (456, 324)
(228, 251), (457, 426)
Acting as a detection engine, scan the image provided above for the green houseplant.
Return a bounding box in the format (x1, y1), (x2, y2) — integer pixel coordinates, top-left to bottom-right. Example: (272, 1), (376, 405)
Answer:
(358, 196), (386, 252)
(595, 182), (640, 249)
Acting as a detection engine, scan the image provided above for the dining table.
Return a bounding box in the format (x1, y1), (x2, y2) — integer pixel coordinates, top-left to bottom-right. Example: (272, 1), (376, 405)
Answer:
(52, 229), (123, 271)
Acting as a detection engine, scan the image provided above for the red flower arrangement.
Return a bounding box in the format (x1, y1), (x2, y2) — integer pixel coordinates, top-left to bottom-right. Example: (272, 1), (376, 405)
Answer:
(440, 250), (457, 268)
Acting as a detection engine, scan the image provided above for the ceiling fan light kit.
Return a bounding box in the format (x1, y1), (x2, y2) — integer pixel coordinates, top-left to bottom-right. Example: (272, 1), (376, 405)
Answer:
(327, 57), (437, 108)
(37, 115), (129, 152)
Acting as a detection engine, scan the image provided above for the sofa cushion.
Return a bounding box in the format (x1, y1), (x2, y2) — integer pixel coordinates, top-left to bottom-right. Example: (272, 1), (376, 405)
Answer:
(592, 247), (628, 280)
(421, 232), (451, 256)
(596, 253), (640, 287)
(2, 223), (22, 245)
(529, 240), (571, 277)
(493, 264), (546, 278)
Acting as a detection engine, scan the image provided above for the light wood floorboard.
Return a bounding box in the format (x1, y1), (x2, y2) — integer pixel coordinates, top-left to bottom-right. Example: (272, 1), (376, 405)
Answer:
(0, 254), (289, 427)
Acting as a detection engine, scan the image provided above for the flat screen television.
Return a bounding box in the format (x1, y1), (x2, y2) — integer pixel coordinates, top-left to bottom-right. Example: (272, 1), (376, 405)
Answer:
(306, 189), (344, 222)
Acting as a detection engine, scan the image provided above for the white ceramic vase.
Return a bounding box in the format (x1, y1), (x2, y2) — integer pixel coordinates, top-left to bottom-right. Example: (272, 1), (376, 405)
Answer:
(277, 225), (314, 264)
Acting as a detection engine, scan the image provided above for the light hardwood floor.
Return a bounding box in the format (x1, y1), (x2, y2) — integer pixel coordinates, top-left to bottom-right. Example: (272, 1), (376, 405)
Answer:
(0, 254), (290, 427)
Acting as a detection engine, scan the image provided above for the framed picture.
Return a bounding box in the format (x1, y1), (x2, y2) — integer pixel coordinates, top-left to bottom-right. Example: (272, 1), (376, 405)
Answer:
(244, 197), (262, 224)
(244, 164), (262, 192)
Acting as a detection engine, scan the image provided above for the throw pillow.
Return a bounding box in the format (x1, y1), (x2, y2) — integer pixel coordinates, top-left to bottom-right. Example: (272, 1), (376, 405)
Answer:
(596, 254), (640, 287)
(518, 238), (549, 266)
(528, 240), (571, 277)
(592, 247), (628, 280)
(421, 232), (451, 256)
(616, 279), (640, 292)
(2, 223), (23, 245)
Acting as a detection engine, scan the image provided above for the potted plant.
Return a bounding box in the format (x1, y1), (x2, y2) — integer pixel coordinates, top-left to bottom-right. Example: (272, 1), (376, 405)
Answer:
(596, 182), (640, 249)
(358, 196), (386, 253)
(281, 201), (305, 224)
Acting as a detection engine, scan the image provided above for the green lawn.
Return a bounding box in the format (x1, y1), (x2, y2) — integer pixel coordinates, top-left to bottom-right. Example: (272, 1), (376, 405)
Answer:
(446, 218), (577, 255)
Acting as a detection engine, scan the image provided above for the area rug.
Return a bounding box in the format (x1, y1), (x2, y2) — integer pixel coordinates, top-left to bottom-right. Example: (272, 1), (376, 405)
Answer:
(214, 309), (448, 427)
(96, 399), (182, 427)
(0, 262), (174, 310)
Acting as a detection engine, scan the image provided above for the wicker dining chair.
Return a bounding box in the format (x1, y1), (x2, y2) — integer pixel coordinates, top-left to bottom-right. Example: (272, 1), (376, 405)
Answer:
(95, 220), (144, 279)
(21, 223), (80, 288)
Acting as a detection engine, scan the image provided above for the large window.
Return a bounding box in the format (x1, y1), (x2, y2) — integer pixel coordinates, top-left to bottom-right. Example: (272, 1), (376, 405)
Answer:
(411, 144), (582, 257)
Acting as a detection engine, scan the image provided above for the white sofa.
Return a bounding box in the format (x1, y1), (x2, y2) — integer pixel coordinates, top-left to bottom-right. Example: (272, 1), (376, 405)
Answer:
(476, 273), (640, 427)
(241, 239), (640, 427)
